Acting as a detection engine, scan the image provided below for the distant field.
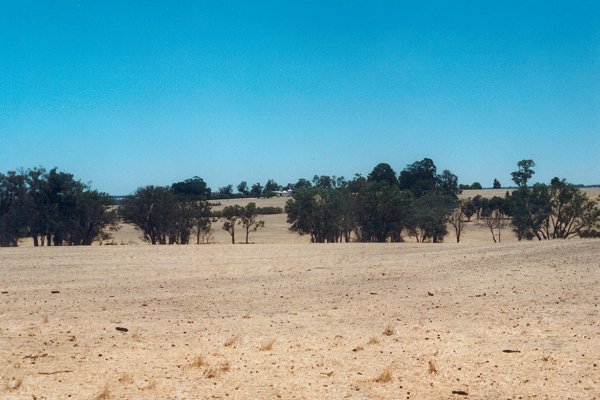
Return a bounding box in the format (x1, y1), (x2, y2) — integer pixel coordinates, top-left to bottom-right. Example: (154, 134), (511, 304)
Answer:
(460, 187), (600, 200)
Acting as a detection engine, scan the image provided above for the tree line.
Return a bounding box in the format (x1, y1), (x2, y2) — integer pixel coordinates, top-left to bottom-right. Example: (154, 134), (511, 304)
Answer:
(285, 158), (461, 243)
(1, 159), (598, 246)
(119, 178), (213, 244)
(0, 169), (266, 246)
(119, 177), (273, 245)
(0, 167), (118, 246)
(457, 160), (600, 242)
(283, 159), (599, 243)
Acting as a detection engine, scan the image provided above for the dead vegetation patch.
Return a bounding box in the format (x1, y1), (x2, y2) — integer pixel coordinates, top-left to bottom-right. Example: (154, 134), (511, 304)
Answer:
(224, 334), (240, 347)
(367, 336), (380, 345)
(203, 361), (230, 379)
(260, 339), (275, 351)
(118, 373), (134, 385)
(190, 355), (205, 368)
(428, 360), (438, 374)
(5, 377), (22, 391)
(93, 385), (110, 400)
(374, 366), (393, 383)
(382, 324), (395, 336)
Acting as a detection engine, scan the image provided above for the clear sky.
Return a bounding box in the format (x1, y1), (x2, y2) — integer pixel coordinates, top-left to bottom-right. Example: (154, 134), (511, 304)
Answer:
(1, 1), (599, 194)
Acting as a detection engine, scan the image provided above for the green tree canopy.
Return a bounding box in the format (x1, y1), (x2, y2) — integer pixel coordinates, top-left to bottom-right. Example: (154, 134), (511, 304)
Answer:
(399, 158), (438, 197)
(285, 187), (346, 243)
(250, 182), (263, 198)
(0, 167), (118, 247)
(239, 202), (265, 244)
(354, 181), (412, 242)
(237, 181), (249, 196)
(222, 204), (244, 244)
(505, 177), (598, 240)
(367, 163), (398, 187)
(511, 159), (536, 187)
(0, 171), (29, 246)
(121, 186), (178, 245)
(171, 177), (211, 200)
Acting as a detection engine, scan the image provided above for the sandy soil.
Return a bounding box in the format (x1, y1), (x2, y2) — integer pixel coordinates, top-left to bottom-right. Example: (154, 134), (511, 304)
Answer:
(1, 240), (598, 399)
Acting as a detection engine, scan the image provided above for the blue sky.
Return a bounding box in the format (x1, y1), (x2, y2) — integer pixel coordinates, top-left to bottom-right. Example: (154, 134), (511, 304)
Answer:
(1, 1), (598, 194)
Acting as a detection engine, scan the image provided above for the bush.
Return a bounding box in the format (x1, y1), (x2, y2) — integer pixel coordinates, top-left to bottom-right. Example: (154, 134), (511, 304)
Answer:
(256, 206), (283, 215)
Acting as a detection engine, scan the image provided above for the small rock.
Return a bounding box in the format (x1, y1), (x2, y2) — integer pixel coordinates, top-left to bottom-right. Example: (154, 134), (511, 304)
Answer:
(428, 292), (434, 296)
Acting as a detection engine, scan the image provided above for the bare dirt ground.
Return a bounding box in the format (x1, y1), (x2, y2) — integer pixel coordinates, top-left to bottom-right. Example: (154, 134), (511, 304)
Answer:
(1, 240), (598, 399)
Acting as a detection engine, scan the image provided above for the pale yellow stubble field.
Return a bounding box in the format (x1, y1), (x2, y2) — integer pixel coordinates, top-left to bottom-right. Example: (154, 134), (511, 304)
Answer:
(1, 240), (598, 399)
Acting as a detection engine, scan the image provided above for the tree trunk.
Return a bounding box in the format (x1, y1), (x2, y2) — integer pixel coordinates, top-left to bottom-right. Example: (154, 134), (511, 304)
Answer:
(488, 225), (497, 243)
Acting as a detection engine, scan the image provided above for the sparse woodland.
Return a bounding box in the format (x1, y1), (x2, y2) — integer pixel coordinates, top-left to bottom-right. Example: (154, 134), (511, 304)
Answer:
(1, 159), (598, 246)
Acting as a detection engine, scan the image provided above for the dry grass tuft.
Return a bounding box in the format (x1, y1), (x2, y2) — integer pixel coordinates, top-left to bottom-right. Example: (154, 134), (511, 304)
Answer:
(428, 360), (438, 374)
(260, 339), (275, 351)
(224, 334), (240, 347)
(220, 361), (231, 372)
(367, 336), (380, 345)
(6, 378), (22, 391)
(93, 385), (110, 400)
(139, 380), (156, 391)
(203, 361), (230, 379)
(374, 366), (393, 383)
(118, 373), (134, 384)
(190, 355), (205, 368)
(382, 324), (395, 336)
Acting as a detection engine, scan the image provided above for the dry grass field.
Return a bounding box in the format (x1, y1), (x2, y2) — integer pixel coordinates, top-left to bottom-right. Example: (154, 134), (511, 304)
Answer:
(2, 189), (599, 399)
(1, 239), (599, 399)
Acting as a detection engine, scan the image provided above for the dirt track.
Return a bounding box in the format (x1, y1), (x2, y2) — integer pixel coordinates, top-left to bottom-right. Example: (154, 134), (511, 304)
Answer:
(1, 240), (598, 399)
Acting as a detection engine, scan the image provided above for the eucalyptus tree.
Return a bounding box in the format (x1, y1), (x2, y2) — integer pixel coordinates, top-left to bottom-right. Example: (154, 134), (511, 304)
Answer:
(285, 187), (346, 243)
(121, 186), (178, 245)
(399, 159), (459, 242)
(0, 171), (29, 246)
(239, 202), (265, 244)
(222, 204), (244, 244)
